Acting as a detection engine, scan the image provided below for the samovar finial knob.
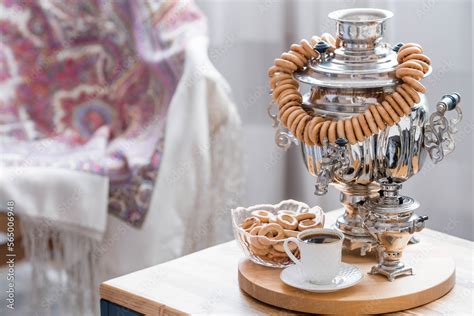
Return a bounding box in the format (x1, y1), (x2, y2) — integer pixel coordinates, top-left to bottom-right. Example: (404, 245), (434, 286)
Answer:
(392, 42), (404, 52)
(335, 137), (348, 147)
(315, 41), (331, 54)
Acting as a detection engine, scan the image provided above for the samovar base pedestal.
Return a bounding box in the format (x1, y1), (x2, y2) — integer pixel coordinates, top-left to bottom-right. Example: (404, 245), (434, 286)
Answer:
(369, 262), (414, 282)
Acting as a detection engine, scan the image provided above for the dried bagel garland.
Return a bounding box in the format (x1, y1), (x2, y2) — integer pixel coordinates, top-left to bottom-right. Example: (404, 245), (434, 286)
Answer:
(269, 34), (432, 145)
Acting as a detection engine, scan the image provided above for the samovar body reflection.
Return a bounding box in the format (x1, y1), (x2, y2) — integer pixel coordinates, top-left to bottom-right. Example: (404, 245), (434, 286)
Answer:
(268, 8), (462, 280)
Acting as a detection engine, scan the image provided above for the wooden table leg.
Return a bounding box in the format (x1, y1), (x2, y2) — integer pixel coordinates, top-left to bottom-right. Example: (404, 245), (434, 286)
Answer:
(0, 212), (25, 265)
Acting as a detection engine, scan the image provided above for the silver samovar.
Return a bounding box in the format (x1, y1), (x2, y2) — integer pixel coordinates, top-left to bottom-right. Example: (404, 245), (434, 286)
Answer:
(268, 8), (462, 280)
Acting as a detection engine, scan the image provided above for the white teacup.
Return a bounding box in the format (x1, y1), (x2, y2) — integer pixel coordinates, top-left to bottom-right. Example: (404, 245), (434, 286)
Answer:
(284, 228), (344, 284)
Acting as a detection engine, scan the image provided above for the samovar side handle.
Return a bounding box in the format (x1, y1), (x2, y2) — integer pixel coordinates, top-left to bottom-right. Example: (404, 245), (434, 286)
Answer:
(423, 93), (462, 163)
(268, 100), (299, 150)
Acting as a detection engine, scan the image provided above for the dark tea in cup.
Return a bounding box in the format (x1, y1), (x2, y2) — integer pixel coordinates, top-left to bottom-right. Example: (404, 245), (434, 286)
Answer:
(301, 232), (341, 244)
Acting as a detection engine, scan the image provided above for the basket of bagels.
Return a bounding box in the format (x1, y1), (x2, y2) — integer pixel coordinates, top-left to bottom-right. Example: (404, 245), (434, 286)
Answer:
(232, 200), (325, 268)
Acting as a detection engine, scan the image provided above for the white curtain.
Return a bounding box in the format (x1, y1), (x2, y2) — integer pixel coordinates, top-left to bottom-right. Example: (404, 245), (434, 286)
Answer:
(196, 0), (473, 240)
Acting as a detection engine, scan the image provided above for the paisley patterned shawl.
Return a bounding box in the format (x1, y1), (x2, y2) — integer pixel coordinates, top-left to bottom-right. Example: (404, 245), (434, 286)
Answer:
(0, 0), (205, 226)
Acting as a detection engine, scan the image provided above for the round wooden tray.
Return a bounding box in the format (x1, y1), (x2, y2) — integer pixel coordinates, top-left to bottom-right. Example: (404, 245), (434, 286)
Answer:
(238, 239), (455, 314)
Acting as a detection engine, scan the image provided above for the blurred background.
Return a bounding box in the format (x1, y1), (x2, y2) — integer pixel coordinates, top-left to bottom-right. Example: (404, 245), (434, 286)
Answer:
(197, 0), (473, 240)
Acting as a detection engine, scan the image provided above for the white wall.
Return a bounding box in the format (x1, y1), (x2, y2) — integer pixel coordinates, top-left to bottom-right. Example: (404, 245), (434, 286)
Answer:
(196, 0), (473, 240)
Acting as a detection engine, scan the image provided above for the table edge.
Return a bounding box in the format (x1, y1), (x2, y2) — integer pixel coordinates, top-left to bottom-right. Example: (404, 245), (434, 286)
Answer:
(100, 283), (188, 316)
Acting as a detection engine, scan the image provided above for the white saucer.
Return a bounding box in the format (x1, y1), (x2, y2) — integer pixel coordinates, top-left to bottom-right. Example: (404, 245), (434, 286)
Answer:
(280, 263), (363, 293)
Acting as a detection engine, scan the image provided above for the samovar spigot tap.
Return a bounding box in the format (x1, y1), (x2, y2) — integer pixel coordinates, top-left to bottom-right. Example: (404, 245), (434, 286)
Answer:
(314, 138), (349, 195)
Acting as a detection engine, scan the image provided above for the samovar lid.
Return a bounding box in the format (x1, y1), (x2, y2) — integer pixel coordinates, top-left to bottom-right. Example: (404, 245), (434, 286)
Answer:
(294, 8), (418, 89)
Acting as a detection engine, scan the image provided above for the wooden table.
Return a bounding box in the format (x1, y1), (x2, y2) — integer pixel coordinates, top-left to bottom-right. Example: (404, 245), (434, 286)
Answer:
(100, 210), (473, 315)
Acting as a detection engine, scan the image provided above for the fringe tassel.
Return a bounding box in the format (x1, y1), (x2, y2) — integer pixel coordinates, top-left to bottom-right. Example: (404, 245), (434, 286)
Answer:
(20, 216), (100, 316)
